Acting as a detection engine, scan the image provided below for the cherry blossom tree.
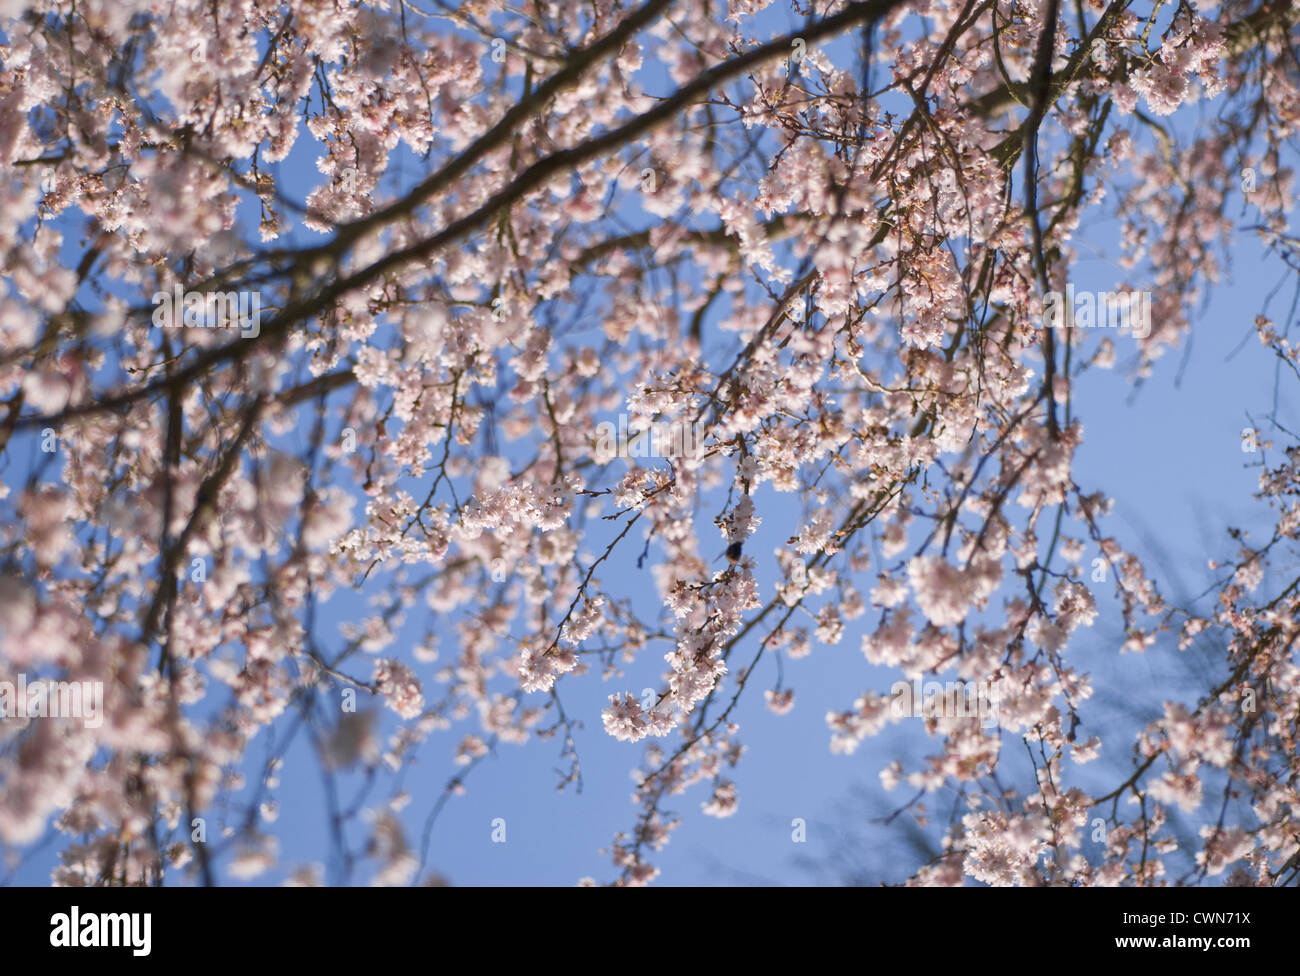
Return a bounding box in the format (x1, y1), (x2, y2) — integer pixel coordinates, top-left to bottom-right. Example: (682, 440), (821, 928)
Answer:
(0, 0), (1298, 886)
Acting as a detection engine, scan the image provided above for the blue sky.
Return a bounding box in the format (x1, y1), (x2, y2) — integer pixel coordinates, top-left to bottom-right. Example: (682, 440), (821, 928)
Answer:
(2, 4), (1295, 886)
